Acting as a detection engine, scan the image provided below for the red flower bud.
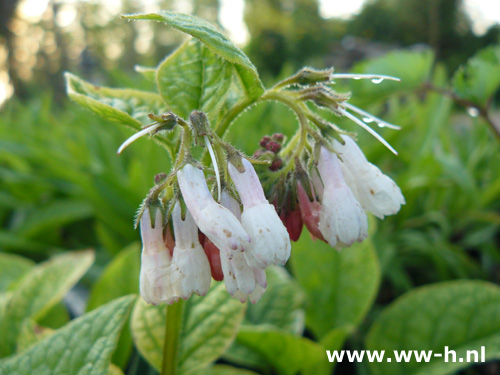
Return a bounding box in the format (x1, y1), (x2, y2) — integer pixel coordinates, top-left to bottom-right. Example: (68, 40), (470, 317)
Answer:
(203, 237), (224, 281)
(259, 136), (271, 148)
(266, 141), (281, 153)
(280, 208), (303, 242)
(270, 158), (283, 171)
(273, 133), (284, 142)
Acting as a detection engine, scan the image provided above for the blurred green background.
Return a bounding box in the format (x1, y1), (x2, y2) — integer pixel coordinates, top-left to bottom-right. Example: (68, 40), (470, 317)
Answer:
(1, 1), (499, 374)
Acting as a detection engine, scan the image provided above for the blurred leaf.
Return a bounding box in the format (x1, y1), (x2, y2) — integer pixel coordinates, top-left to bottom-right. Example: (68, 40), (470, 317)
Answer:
(366, 280), (500, 375)
(124, 11), (265, 100)
(0, 295), (135, 375)
(452, 44), (500, 105)
(87, 244), (140, 369)
(0, 252), (34, 292)
(235, 326), (331, 375)
(13, 199), (93, 238)
(16, 319), (54, 353)
(65, 72), (166, 130)
(135, 65), (156, 83)
(157, 39), (232, 120)
(131, 282), (246, 373)
(87, 244), (140, 311)
(349, 49), (433, 100)
(37, 302), (70, 330)
(0, 250), (94, 357)
(291, 235), (380, 339)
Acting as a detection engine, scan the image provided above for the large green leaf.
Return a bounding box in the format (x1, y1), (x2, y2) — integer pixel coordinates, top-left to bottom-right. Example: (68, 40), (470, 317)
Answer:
(65, 72), (166, 130)
(123, 11), (265, 100)
(244, 266), (305, 333)
(87, 244), (140, 369)
(131, 282), (246, 374)
(87, 244), (140, 311)
(0, 295), (135, 375)
(0, 253), (34, 292)
(452, 44), (500, 105)
(156, 39), (233, 121)
(291, 234), (380, 339)
(366, 280), (500, 375)
(224, 266), (305, 369)
(235, 326), (331, 375)
(0, 250), (94, 357)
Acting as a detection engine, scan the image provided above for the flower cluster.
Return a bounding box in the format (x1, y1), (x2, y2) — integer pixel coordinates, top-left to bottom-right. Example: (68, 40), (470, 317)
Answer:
(119, 66), (406, 305)
(139, 158), (290, 305)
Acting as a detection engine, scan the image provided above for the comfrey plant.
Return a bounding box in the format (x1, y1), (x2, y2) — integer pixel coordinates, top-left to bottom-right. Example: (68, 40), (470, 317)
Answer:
(66, 12), (404, 307)
(64, 10), (405, 374)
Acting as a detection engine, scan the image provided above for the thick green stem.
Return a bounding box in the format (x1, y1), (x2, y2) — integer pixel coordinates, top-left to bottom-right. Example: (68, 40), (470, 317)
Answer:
(162, 299), (185, 375)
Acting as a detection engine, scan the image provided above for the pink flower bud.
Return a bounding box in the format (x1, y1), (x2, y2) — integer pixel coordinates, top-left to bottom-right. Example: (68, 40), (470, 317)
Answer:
(280, 207), (303, 242)
(297, 181), (325, 242)
(202, 238), (224, 281)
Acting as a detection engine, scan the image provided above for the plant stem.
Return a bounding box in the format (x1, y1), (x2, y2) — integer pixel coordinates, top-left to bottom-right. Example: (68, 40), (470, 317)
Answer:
(162, 299), (185, 375)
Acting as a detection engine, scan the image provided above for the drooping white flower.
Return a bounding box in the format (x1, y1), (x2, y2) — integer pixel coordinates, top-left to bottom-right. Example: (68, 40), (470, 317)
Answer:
(219, 191), (267, 301)
(139, 206), (179, 305)
(177, 164), (251, 258)
(228, 158), (291, 269)
(317, 146), (368, 249)
(334, 135), (405, 218)
(170, 202), (211, 299)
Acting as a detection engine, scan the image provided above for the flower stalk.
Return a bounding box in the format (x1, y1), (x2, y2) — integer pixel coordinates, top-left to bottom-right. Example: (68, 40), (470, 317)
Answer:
(162, 299), (185, 375)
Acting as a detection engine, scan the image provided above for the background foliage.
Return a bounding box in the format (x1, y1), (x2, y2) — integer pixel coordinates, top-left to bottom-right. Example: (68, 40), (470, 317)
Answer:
(0, 1), (499, 374)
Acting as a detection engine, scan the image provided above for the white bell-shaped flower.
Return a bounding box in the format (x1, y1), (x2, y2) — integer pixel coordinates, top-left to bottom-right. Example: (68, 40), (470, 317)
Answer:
(139, 207), (179, 305)
(219, 191), (267, 301)
(334, 135), (405, 218)
(228, 158), (291, 269)
(317, 146), (368, 249)
(177, 163), (251, 258)
(170, 202), (211, 299)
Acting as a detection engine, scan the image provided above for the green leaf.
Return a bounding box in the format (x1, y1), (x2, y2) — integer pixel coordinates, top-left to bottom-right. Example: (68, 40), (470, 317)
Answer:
(366, 280), (500, 375)
(0, 295), (135, 375)
(291, 234), (380, 339)
(0, 250), (94, 357)
(131, 282), (246, 374)
(37, 302), (70, 330)
(452, 44), (500, 105)
(244, 266), (305, 333)
(235, 326), (331, 375)
(156, 39), (233, 120)
(87, 244), (140, 311)
(123, 11), (265, 100)
(87, 244), (140, 369)
(224, 266), (305, 369)
(135, 65), (156, 83)
(0, 253), (34, 293)
(14, 199), (93, 238)
(65, 72), (166, 131)
(16, 319), (54, 353)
